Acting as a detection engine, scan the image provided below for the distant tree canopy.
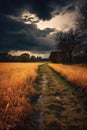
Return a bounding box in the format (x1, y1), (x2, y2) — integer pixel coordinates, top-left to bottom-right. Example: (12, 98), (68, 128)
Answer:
(0, 52), (12, 61)
(20, 53), (30, 62)
(30, 55), (37, 62)
(0, 52), (47, 62)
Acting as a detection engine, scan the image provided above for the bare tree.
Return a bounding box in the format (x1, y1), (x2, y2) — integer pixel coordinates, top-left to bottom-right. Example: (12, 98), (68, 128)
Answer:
(76, 0), (87, 49)
(77, 1), (87, 31)
(56, 29), (78, 63)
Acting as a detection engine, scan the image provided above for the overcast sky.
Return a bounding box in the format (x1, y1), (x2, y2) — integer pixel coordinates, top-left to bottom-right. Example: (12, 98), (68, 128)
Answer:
(0, 0), (79, 57)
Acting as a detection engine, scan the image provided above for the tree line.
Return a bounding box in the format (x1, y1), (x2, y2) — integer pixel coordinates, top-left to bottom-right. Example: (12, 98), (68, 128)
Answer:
(0, 52), (48, 62)
(50, 1), (87, 63)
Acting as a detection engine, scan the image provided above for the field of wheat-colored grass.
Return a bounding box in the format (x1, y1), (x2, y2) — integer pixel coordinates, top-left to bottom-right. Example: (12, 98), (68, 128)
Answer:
(0, 62), (42, 129)
(48, 63), (87, 91)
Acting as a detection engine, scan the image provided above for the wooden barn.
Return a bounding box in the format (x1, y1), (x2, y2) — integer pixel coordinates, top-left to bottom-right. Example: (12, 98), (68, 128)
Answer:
(49, 50), (64, 63)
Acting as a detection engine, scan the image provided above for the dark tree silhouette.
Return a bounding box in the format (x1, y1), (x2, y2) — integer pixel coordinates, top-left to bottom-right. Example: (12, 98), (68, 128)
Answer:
(56, 29), (78, 63)
(30, 55), (36, 62)
(37, 56), (42, 61)
(20, 53), (30, 62)
(76, 0), (87, 50)
(0, 52), (12, 61)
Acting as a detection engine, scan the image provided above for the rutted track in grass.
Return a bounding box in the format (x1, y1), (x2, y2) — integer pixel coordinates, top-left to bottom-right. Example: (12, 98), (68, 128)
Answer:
(31, 64), (87, 130)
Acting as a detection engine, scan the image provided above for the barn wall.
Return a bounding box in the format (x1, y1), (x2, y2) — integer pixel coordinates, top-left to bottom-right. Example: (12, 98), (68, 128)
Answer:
(49, 51), (64, 63)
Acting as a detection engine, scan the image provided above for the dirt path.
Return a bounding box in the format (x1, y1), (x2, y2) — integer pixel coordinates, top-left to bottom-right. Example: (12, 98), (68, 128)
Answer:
(31, 64), (87, 130)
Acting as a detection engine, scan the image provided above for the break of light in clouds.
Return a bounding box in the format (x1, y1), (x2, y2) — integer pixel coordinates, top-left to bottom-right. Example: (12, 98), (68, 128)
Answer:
(21, 11), (39, 24)
(36, 12), (77, 31)
(22, 11), (77, 32)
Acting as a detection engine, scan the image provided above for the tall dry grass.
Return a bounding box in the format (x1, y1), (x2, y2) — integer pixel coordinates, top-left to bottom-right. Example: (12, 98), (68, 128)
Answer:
(49, 63), (87, 91)
(0, 62), (42, 129)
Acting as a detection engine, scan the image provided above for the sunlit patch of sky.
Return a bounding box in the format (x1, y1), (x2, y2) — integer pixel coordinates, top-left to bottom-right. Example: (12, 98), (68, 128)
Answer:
(21, 10), (77, 32)
(9, 50), (50, 58)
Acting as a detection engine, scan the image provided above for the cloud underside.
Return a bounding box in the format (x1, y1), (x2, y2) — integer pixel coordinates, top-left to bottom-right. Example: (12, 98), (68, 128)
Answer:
(0, 15), (56, 52)
(0, 0), (77, 53)
(0, 0), (76, 20)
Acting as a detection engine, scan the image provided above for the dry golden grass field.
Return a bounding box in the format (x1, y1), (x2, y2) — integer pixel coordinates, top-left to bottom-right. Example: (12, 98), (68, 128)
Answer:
(49, 63), (87, 91)
(0, 62), (42, 129)
(0, 62), (87, 129)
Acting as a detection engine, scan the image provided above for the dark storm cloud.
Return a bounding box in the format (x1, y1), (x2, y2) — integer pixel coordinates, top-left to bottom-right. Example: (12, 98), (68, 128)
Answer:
(37, 28), (56, 37)
(0, 15), (55, 51)
(0, 0), (76, 20)
(0, 0), (77, 52)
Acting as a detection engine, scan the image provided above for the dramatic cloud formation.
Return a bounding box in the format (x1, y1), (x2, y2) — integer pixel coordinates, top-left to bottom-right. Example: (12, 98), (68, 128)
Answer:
(0, 0), (78, 57)
(0, 15), (55, 51)
(37, 11), (77, 31)
(0, 0), (76, 20)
